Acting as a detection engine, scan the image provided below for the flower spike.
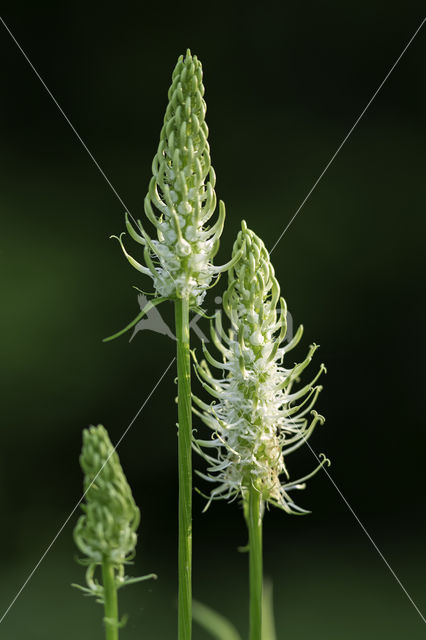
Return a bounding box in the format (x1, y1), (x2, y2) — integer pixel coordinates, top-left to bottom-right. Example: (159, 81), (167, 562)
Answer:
(73, 425), (156, 602)
(115, 49), (231, 308)
(193, 221), (329, 513)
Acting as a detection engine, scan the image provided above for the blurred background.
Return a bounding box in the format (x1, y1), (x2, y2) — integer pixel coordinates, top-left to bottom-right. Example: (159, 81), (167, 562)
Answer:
(0, 2), (425, 638)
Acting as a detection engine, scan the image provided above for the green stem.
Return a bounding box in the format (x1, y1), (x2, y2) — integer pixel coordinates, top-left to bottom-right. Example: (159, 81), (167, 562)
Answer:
(175, 297), (192, 640)
(248, 485), (263, 640)
(102, 559), (119, 640)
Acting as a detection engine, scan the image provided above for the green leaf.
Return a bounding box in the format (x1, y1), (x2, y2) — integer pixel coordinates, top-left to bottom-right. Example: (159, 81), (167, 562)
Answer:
(262, 580), (277, 640)
(103, 296), (167, 342)
(192, 600), (242, 640)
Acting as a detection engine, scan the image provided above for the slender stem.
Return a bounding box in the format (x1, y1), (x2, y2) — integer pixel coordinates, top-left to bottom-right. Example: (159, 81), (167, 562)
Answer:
(175, 297), (192, 640)
(248, 485), (263, 640)
(102, 559), (119, 640)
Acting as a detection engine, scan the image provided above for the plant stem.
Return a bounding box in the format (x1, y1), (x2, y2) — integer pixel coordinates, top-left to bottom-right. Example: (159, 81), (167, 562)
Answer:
(102, 559), (119, 640)
(175, 297), (192, 640)
(248, 485), (263, 640)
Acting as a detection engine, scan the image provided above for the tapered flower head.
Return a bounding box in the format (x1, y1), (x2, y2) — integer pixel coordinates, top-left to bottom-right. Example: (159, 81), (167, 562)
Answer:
(73, 425), (145, 599)
(193, 222), (329, 514)
(115, 49), (238, 307)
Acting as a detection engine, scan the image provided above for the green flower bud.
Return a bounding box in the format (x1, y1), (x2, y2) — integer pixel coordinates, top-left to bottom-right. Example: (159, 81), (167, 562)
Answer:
(73, 425), (145, 600)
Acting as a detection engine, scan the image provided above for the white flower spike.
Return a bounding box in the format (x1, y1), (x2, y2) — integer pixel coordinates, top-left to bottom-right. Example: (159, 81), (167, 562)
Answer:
(114, 49), (241, 309)
(193, 221), (330, 514)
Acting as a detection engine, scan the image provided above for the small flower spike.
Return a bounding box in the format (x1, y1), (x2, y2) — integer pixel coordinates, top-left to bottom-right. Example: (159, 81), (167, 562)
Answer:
(114, 49), (239, 309)
(193, 222), (330, 514)
(73, 425), (155, 601)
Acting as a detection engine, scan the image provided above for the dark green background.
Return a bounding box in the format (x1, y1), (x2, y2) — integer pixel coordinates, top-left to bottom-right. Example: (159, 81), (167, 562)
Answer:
(0, 3), (425, 638)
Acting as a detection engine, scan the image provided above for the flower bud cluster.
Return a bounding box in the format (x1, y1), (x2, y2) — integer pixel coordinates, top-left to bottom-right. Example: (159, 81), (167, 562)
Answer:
(116, 50), (237, 306)
(193, 222), (329, 513)
(74, 425), (140, 598)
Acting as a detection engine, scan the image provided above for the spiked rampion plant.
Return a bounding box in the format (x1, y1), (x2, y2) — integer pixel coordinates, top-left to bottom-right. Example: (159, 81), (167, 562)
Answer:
(193, 222), (330, 640)
(107, 50), (241, 639)
(73, 425), (156, 640)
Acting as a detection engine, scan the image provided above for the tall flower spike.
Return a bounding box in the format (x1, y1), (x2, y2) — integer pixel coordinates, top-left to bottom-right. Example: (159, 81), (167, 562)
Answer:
(193, 222), (330, 514)
(115, 49), (238, 308)
(73, 425), (155, 602)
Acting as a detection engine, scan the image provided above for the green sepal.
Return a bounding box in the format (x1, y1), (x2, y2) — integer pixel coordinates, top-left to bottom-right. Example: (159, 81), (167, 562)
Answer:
(71, 583), (98, 598)
(117, 573), (157, 590)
